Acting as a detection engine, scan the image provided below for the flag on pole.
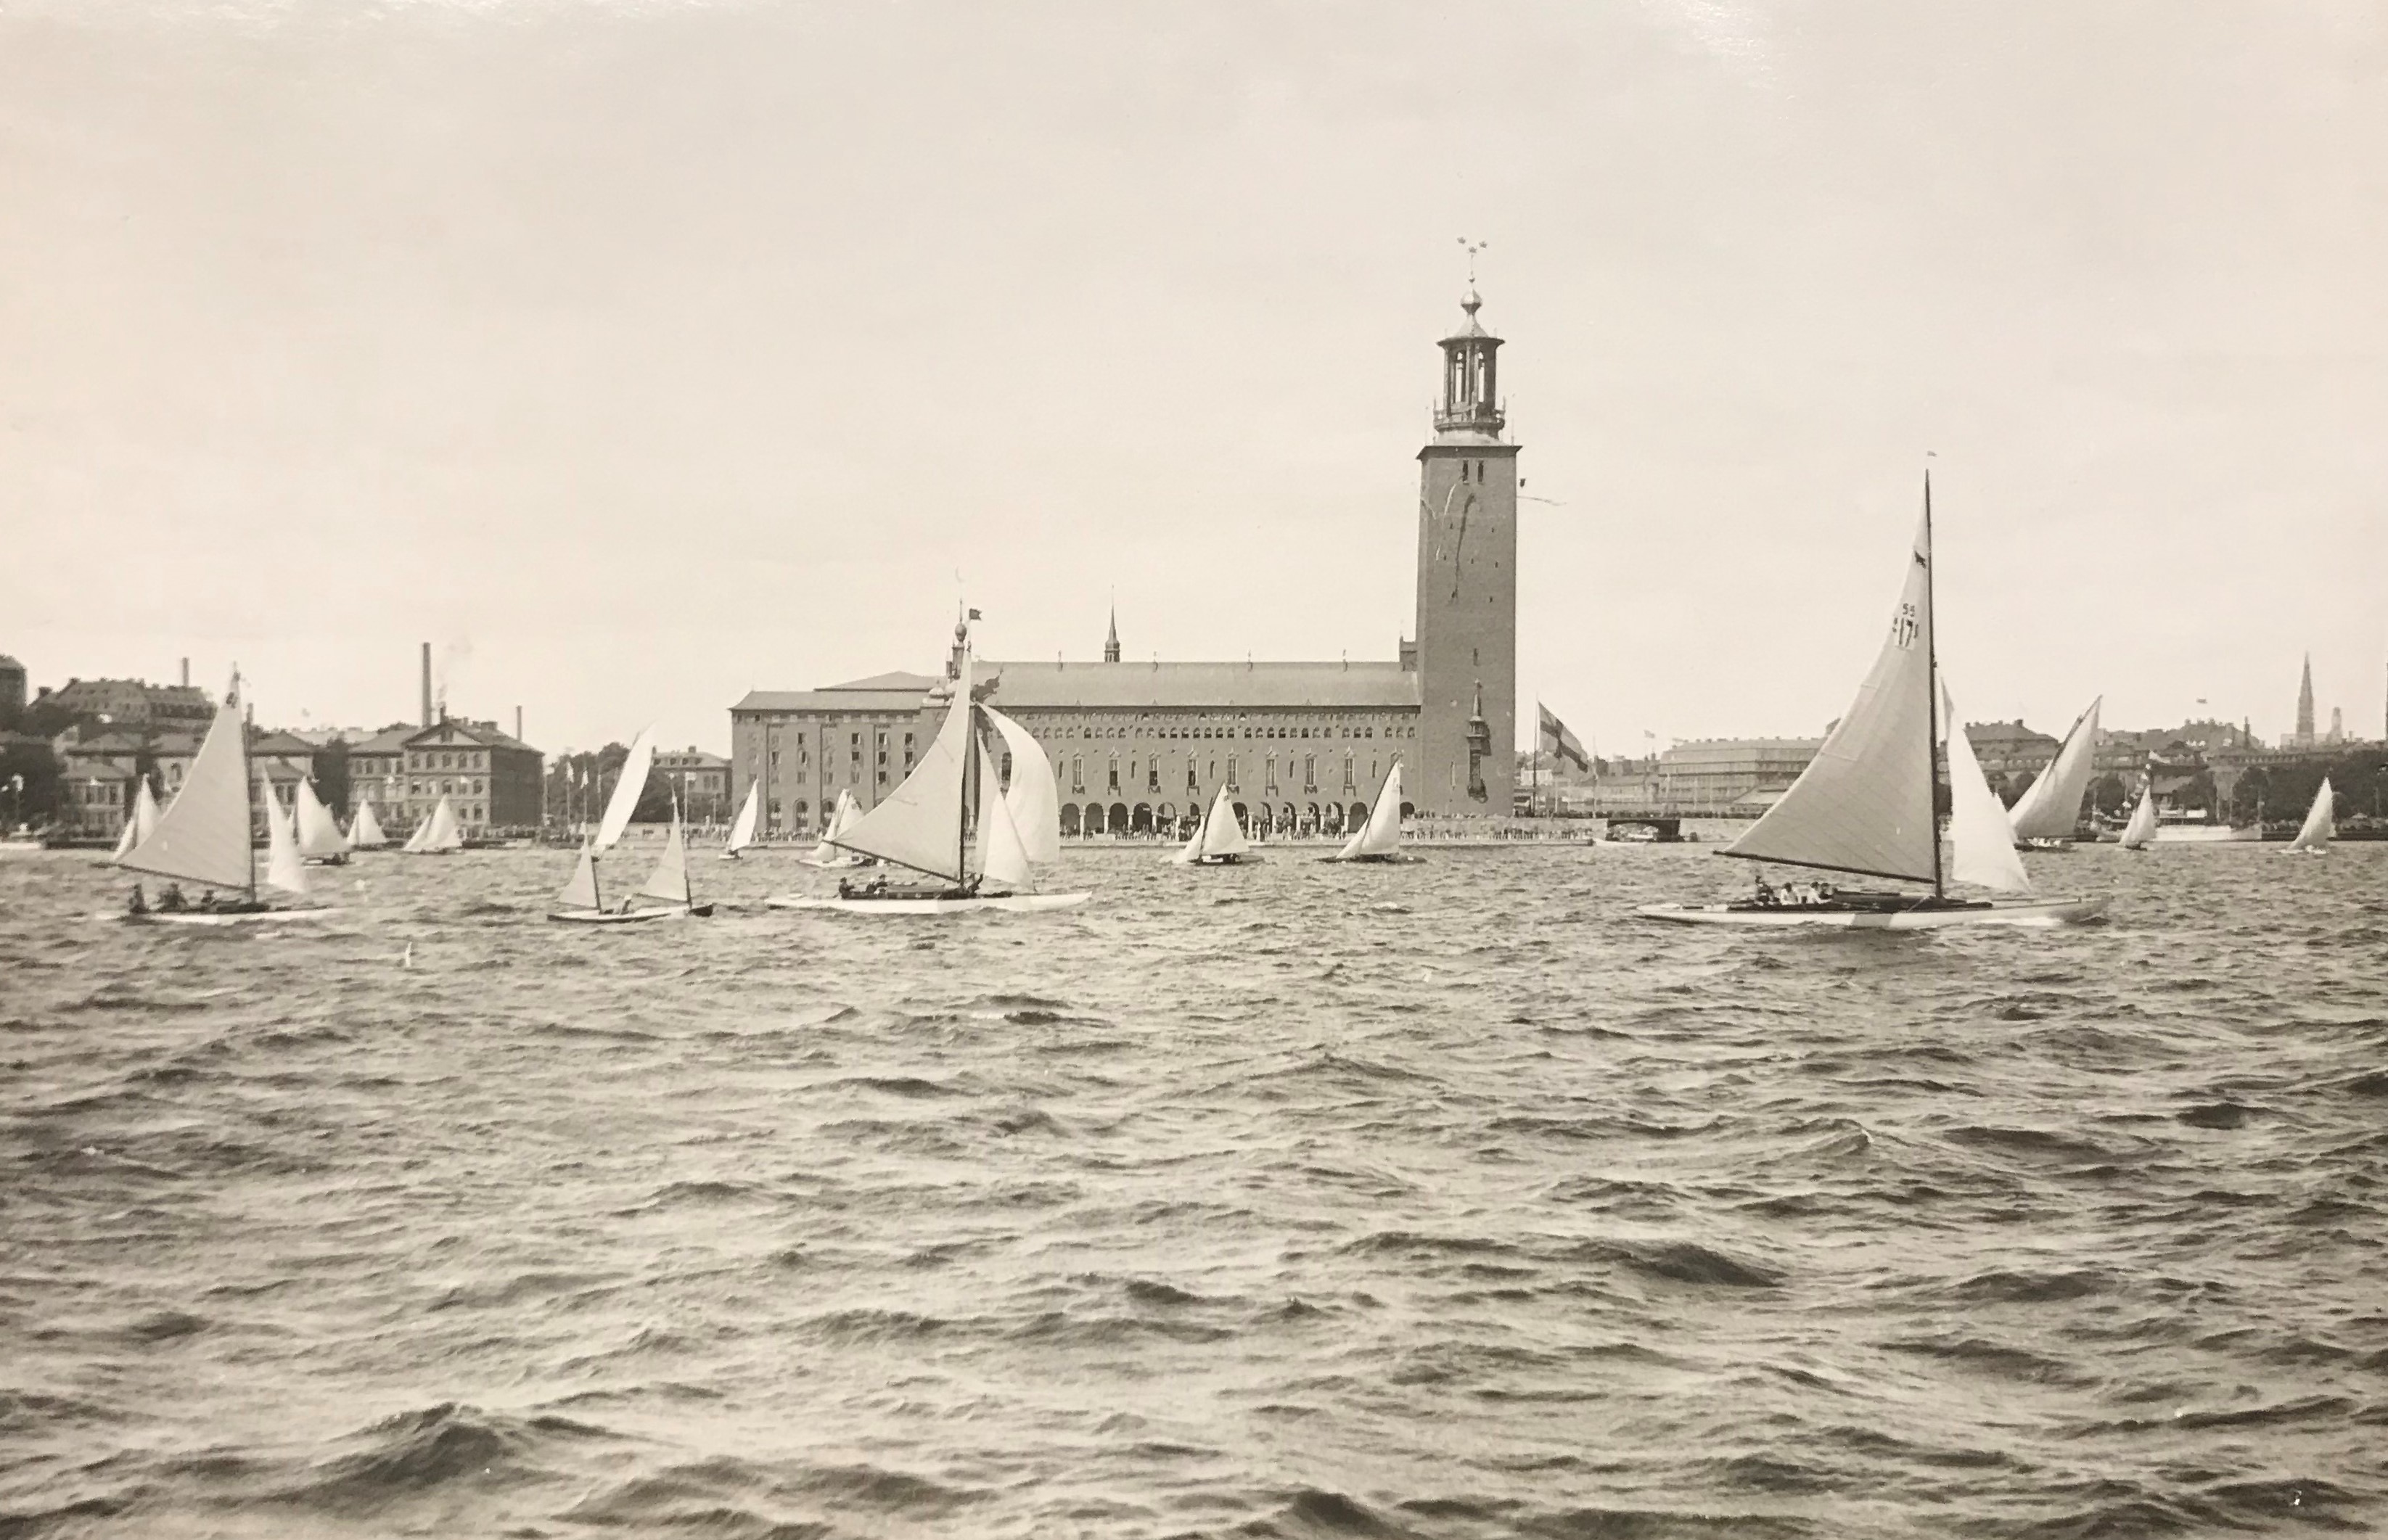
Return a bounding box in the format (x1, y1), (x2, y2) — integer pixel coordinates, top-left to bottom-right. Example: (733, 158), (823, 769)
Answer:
(1538, 703), (1590, 772)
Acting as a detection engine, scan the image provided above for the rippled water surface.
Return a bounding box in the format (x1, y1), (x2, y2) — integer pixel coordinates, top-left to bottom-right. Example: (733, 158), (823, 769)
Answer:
(3, 841), (2385, 1538)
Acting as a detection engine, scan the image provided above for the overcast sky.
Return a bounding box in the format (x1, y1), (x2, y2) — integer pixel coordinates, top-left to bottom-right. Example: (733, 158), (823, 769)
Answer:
(4, 0), (2381, 756)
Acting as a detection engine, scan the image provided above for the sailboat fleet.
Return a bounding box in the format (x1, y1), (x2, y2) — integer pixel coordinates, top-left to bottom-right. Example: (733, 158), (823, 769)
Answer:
(550, 726), (715, 922)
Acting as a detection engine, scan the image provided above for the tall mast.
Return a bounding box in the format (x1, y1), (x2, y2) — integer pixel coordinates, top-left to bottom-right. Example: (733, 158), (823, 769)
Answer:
(1923, 472), (1943, 900)
(239, 668), (258, 903)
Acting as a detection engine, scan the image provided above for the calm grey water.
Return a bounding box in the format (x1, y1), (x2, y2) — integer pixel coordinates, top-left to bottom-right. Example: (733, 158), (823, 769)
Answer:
(2, 841), (2384, 1539)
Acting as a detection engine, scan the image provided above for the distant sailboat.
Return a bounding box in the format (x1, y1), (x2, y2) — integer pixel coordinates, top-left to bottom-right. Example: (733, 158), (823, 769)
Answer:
(2285, 778), (2334, 855)
(349, 798), (390, 850)
(720, 781), (761, 860)
(550, 727), (712, 922)
(1329, 762), (1406, 862)
(766, 638), (1089, 913)
(294, 778), (352, 865)
(403, 795), (464, 855)
(1174, 781), (1252, 866)
(109, 778), (163, 863)
(2008, 697), (2101, 849)
(803, 790), (866, 868)
(2117, 786), (2159, 851)
(1639, 478), (2109, 928)
(118, 673), (332, 924)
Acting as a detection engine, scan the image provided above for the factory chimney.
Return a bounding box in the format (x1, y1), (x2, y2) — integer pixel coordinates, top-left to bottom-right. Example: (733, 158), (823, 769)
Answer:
(421, 643), (433, 727)
(179, 657), (189, 688)
(514, 706), (523, 742)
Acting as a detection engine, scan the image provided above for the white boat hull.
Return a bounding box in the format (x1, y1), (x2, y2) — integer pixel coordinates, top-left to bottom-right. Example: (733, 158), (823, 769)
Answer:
(118, 907), (342, 927)
(765, 892), (1091, 915)
(2152, 825), (2258, 844)
(1637, 895), (2110, 929)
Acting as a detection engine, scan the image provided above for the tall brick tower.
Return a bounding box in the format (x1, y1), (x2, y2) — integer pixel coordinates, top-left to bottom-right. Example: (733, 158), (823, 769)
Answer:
(1413, 289), (1519, 818)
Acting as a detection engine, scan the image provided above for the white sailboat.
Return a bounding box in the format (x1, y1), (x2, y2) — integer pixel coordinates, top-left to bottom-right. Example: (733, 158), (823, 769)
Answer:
(2116, 786), (2159, 851)
(1173, 781), (1252, 866)
(766, 642), (1089, 914)
(117, 673), (333, 924)
(1329, 761), (1407, 862)
(1639, 479), (2109, 929)
(348, 798), (390, 850)
(108, 778), (163, 863)
(403, 794), (464, 855)
(2007, 696), (2101, 849)
(550, 725), (711, 921)
(719, 781), (761, 860)
(2285, 778), (2334, 855)
(294, 778), (352, 865)
(801, 790), (867, 868)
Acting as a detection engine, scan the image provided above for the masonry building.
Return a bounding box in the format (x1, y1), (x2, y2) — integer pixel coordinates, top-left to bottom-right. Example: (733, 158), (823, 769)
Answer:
(730, 292), (1527, 837)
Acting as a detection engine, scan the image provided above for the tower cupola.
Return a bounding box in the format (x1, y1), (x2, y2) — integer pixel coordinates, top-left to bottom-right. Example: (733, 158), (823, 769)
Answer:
(1435, 291), (1504, 441)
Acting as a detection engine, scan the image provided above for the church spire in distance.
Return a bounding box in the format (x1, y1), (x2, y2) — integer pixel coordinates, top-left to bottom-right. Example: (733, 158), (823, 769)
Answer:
(1104, 604), (1121, 664)
(2297, 653), (2315, 746)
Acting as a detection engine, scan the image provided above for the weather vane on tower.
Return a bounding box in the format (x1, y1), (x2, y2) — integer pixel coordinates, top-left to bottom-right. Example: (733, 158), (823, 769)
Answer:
(1457, 236), (1488, 288)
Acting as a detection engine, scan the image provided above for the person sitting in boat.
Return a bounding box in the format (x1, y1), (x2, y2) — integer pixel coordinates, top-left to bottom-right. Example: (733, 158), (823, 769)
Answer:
(1752, 876), (1777, 906)
(127, 884), (147, 916)
(157, 883), (187, 913)
(196, 889), (217, 913)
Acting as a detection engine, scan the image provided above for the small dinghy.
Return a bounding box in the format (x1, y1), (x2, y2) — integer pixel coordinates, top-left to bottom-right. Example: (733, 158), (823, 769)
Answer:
(767, 627), (1088, 915)
(295, 778), (352, 865)
(402, 795), (464, 855)
(118, 672), (337, 926)
(2116, 785), (2159, 851)
(2009, 697), (2099, 850)
(719, 781), (761, 861)
(2284, 778), (2334, 856)
(1173, 782), (1253, 866)
(1639, 476), (2108, 930)
(551, 726), (715, 922)
(348, 797), (391, 850)
(1326, 762), (1408, 862)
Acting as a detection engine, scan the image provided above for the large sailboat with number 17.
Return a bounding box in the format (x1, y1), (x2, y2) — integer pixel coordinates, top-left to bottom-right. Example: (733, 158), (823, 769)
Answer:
(1638, 477), (2109, 929)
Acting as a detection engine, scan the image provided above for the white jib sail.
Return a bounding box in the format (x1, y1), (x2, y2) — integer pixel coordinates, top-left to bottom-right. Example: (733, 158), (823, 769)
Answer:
(974, 743), (1034, 889)
(264, 787), (309, 896)
(1198, 782), (1249, 860)
(1336, 762), (1403, 860)
(982, 707), (1061, 864)
(1727, 509), (1940, 884)
(420, 796), (464, 852)
(1173, 804), (1205, 864)
(556, 841), (600, 910)
(112, 777), (163, 861)
(725, 782), (760, 854)
(637, 810), (692, 905)
(809, 790), (853, 862)
(833, 656), (972, 881)
(350, 799), (388, 849)
(295, 778), (350, 858)
(2289, 778), (2334, 852)
(112, 806), (139, 861)
(2118, 787), (2159, 850)
(121, 681), (253, 892)
(2008, 696), (2102, 841)
(595, 726), (656, 852)
(1944, 693), (2032, 894)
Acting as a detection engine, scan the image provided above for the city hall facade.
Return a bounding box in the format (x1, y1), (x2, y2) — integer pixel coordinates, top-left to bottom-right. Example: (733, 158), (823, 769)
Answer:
(730, 292), (1525, 838)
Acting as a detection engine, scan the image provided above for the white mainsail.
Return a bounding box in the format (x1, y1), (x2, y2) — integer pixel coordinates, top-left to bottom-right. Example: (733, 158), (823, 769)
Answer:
(2008, 697), (2102, 841)
(832, 659), (973, 882)
(2117, 786), (2158, 850)
(1333, 762), (1404, 860)
(724, 782), (760, 855)
(295, 778), (350, 860)
(417, 795), (464, 852)
(122, 682), (253, 892)
(556, 841), (600, 910)
(2287, 778), (2334, 853)
(596, 726), (656, 852)
(1943, 695), (2032, 894)
(263, 787), (308, 896)
(636, 809), (694, 905)
(973, 743), (1034, 889)
(809, 790), (860, 863)
(1172, 804), (1205, 864)
(1196, 782), (1249, 860)
(350, 798), (389, 849)
(983, 707), (1062, 864)
(1727, 511), (1940, 884)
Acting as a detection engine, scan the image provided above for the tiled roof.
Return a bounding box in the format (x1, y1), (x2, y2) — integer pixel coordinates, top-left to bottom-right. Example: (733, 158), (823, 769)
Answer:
(825, 671), (940, 693)
(735, 688), (933, 715)
(980, 660), (1419, 712)
(404, 719), (540, 754)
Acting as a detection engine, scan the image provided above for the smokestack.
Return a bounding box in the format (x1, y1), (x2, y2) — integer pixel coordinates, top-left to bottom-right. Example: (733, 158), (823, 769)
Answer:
(514, 706), (522, 742)
(180, 657), (189, 688)
(421, 643), (433, 728)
